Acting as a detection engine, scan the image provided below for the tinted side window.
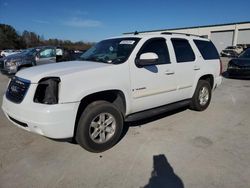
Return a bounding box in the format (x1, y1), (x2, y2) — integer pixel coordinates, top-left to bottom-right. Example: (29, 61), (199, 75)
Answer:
(40, 48), (56, 58)
(171, 38), (195, 63)
(139, 38), (170, 65)
(194, 40), (219, 60)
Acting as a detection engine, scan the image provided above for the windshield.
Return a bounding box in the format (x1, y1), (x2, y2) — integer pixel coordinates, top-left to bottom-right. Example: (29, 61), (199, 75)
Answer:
(21, 48), (41, 56)
(239, 49), (250, 58)
(80, 37), (140, 64)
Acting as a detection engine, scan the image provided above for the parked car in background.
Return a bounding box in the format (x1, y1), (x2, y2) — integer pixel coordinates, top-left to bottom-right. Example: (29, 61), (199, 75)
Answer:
(237, 44), (250, 51)
(227, 48), (250, 78)
(0, 46), (77, 75)
(221, 46), (243, 57)
(0, 46), (56, 75)
(0, 49), (21, 57)
(73, 50), (87, 60)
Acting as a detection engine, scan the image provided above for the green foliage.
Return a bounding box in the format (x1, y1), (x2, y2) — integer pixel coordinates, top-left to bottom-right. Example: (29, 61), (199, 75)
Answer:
(0, 24), (93, 50)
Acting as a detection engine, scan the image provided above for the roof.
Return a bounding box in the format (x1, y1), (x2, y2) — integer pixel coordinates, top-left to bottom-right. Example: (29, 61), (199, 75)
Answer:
(124, 21), (250, 34)
(113, 32), (207, 40)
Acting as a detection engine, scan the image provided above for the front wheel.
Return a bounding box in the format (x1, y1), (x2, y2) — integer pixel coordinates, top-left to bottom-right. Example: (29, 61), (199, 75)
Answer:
(76, 101), (124, 152)
(190, 80), (212, 111)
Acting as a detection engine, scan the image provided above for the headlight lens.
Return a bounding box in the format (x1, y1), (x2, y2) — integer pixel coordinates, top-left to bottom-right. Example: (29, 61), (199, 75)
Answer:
(228, 63), (239, 69)
(6, 61), (17, 67)
(34, 77), (61, 104)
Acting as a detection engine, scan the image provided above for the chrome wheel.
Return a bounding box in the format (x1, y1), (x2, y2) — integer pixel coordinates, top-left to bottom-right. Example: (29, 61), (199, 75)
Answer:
(89, 113), (116, 144)
(198, 86), (209, 106)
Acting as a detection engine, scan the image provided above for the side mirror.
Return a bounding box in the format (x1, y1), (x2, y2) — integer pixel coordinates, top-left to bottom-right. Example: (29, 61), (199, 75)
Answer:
(137, 52), (158, 67)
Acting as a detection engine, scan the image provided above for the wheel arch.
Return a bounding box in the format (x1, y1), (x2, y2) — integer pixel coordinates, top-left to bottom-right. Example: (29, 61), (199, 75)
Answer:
(73, 89), (127, 138)
(191, 74), (214, 98)
(199, 74), (214, 89)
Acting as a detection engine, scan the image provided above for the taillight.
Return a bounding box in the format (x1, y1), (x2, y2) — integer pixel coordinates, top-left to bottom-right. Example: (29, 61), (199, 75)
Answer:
(219, 59), (222, 75)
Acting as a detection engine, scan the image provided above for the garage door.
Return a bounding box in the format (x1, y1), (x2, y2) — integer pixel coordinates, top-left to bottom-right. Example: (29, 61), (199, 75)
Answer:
(211, 31), (234, 53)
(238, 29), (250, 44)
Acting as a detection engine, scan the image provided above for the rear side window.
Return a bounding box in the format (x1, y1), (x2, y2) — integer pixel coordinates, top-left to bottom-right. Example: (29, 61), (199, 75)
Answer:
(194, 40), (219, 60)
(171, 38), (195, 63)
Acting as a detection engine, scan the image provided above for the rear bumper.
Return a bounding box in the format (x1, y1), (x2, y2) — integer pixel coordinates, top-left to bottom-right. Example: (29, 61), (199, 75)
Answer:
(2, 95), (80, 138)
(214, 76), (222, 89)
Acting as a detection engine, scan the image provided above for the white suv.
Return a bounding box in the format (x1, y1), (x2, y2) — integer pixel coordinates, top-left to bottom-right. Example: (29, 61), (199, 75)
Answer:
(2, 33), (222, 152)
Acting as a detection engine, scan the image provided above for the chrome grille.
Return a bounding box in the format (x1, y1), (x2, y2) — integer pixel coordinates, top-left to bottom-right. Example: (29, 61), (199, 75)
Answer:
(6, 77), (30, 103)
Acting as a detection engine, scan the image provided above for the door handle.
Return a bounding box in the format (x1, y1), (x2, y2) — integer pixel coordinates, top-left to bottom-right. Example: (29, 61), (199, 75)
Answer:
(165, 70), (175, 75)
(193, 66), (200, 71)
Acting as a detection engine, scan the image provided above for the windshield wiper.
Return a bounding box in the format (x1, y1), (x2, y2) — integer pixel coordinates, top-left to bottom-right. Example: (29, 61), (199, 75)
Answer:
(81, 56), (108, 64)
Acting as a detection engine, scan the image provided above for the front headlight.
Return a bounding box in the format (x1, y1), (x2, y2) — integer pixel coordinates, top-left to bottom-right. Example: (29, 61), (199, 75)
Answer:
(6, 61), (17, 67)
(228, 61), (239, 69)
(34, 77), (61, 104)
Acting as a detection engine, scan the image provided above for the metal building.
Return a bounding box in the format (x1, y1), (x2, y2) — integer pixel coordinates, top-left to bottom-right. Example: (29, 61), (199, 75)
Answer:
(125, 22), (250, 53)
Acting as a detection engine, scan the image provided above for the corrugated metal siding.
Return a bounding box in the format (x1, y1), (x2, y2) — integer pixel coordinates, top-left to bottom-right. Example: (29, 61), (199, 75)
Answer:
(238, 29), (250, 44)
(211, 31), (234, 52)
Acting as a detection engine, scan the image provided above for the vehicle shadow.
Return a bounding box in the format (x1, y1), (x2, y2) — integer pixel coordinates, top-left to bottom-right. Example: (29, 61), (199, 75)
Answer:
(142, 154), (184, 188)
(60, 106), (188, 146)
(119, 106), (188, 142)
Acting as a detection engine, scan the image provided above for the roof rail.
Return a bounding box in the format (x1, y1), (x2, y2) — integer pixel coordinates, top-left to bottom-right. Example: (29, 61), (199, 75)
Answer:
(134, 31), (139, 35)
(161, 32), (202, 38)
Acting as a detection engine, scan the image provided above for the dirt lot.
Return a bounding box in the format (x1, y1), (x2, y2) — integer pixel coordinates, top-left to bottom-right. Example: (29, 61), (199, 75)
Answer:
(0, 58), (250, 188)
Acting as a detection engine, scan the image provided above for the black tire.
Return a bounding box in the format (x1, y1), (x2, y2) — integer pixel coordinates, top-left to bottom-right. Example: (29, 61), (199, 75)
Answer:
(190, 80), (212, 111)
(76, 100), (124, 152)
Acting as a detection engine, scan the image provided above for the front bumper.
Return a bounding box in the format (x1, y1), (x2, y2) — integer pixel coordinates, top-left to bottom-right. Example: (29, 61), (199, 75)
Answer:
(227, 68), (250, 78)
(2, 95), (80, 139)
(0, 66), (17, 75)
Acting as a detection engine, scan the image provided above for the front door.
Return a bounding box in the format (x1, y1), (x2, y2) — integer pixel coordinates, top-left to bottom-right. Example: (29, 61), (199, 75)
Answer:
(36, 48), (56, 65)
(130, 37), (179, 113)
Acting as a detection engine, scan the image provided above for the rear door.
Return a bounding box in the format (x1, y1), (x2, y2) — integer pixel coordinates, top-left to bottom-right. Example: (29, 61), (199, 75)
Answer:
(170, 38), (197, 99)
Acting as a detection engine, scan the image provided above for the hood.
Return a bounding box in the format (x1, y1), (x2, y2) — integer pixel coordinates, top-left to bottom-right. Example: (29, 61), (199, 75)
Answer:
(230, 58), (250, 67)
(16, 61), (113, 83)
(4, 52), (33, 62)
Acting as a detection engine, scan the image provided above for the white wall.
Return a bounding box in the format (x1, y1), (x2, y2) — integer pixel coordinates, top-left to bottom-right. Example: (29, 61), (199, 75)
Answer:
(142, 23), (250, 46)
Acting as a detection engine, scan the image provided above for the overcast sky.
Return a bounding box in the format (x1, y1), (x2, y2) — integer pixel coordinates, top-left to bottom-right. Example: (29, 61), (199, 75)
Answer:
(1, 0), (250, 42)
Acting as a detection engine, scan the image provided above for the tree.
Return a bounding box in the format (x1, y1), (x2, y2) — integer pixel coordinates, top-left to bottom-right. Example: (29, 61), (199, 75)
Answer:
(0, 23), (93, 50)
(0, 24), (25, 49)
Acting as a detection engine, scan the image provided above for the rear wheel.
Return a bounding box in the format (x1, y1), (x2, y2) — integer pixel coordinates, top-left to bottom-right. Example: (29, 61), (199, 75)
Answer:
(76, 101), (123, 152)
(190, 80), (211, 111)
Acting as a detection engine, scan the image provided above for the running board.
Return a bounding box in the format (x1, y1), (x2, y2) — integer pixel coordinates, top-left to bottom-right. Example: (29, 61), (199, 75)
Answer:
(125, 99), (191, 122)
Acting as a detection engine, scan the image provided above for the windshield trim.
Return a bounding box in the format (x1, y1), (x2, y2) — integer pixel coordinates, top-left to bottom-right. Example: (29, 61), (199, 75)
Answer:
(80, 37), (141, 64)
